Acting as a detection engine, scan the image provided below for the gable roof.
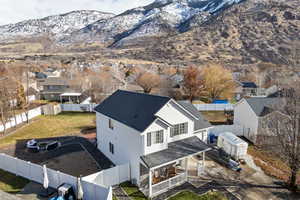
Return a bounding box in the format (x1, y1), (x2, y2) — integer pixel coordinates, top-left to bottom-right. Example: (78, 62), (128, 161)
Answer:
(245, 97), (278, 117)
(94, 90), (171, 132)
(241, 82), (257, 88)
(177, 101), (211, 131)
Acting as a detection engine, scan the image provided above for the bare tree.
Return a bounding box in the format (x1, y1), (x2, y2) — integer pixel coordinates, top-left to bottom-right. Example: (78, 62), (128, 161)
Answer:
(0, 81), (12, 135)
(202, 64), (236, 102)
(261, 82), (300, 190)
(182, 66), (204, 102)
(136, 71), (161, 94)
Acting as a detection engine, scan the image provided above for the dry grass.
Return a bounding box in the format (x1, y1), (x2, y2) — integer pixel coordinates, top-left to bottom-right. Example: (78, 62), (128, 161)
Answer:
(248, 146), (300, 184)
(0, 169), (29, 193)
(0, 112), (95, 148)
(200, 111), (227, 123)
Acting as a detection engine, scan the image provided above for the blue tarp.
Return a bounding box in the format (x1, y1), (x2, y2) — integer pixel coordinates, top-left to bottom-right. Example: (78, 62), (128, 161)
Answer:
(212, 100), (229, 104)
(49, 196), (64, 200)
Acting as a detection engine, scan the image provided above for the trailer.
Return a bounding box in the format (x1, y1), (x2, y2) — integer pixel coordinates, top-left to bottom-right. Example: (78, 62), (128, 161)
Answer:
(217, 132), (248, 160)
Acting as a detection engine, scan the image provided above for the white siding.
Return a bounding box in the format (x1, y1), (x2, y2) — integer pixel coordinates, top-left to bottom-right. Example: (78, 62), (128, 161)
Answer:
(143, 121), (168, 155)
(233, 99), (258, 142)
(96, 113), (143, 184)
(156, 101), (195, 143)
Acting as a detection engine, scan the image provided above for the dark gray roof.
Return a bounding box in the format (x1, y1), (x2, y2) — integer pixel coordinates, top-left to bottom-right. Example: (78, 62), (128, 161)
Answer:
(141, 136), (211, 169)
(39, 77), (69, 86)
(95, 90), (171, 132)
(241, 82), (257, 88)
(177, 101), (211, 131)
(245, 97), (278, 117)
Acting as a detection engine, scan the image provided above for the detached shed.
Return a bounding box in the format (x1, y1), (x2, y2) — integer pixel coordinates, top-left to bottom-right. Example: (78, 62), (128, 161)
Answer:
(217, 132), (248, 160)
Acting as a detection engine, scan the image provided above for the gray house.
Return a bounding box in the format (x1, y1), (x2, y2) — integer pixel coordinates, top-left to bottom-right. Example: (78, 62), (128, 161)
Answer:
(234, 97), (278, 144)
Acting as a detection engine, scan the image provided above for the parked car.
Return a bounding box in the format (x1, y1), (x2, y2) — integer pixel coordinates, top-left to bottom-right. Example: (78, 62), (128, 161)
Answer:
(207, 147), (242, 172)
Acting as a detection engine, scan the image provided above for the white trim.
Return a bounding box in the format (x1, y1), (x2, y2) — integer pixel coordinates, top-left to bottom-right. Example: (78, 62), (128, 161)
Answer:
(169, 99), (199, 120)
(150, 148), (211, 170)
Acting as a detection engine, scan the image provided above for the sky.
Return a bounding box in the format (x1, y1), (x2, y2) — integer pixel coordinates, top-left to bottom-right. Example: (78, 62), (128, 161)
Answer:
(0, 0), (154, 25)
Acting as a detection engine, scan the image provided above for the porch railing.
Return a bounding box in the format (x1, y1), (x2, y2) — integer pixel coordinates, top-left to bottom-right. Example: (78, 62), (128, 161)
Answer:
(152, 172), (186, 197)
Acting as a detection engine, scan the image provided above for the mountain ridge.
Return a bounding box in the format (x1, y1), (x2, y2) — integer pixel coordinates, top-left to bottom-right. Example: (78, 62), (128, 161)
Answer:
(0, 10), (115, 41)
(0, 0), (245, 46)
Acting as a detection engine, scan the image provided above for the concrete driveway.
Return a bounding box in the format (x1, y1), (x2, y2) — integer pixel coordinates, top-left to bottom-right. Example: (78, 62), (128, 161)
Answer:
(187, 155), (300, 200)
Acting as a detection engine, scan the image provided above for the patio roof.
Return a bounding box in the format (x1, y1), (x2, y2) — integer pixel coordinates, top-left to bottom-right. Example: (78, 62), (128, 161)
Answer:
(60, 93), (82, 97)
(141, 136), (211, 169)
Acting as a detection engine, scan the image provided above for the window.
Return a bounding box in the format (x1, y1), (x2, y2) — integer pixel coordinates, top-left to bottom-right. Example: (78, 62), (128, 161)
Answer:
(170, 122), (188, 137)
(109, 142), (114, 154)
(155, 130), (164, 144)
(147, 130), (164, 147)
(109, 119), (114, 130)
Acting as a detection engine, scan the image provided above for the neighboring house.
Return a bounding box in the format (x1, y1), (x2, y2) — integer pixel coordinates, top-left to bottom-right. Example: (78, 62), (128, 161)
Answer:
(37, 77), (72, 101)
(25, 87), (38, 102)
(234, 97), (278, 144)
(235, 81), (258, 100)
(95, 90), (212, 198)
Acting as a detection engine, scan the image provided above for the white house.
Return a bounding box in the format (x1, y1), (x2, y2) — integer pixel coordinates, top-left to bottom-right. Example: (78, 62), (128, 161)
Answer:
(234, 97), (278, 144)
(95, 90), (212, 198)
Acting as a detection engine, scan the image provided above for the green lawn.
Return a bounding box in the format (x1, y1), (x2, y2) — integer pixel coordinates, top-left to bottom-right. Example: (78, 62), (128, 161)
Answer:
(0, 112), (95, 148)
(0, 169), (29, 193)
(169, 191), (227, 200)
(120, 182), (148, 200)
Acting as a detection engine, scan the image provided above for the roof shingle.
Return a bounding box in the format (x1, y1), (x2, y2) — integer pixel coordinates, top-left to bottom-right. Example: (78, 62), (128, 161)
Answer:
(95, 90), (171, 132)
(246, 97), (278, 117)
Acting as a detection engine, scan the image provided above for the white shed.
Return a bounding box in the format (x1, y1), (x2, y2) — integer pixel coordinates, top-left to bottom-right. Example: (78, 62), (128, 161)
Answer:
(217, 132), (248, 160)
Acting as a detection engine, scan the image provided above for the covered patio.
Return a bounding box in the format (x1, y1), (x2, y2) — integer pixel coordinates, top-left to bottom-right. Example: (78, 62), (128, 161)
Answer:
(140, 136), (211, 198)
(60, 93), (82, 104)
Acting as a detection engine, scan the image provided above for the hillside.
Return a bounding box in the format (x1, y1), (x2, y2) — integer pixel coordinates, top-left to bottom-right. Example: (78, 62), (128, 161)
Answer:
(119, 0), (300, 72)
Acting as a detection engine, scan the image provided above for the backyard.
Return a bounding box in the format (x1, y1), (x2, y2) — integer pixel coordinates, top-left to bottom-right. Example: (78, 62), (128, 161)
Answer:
(200, 111), (228, 124)
(0, 112), (95, 148)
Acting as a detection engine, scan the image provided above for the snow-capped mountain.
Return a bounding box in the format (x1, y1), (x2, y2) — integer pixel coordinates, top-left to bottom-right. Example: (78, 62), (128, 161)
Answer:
(0, 10), (115, 40)
(0, 0), (245, 46)
(65, 0), (245, 46)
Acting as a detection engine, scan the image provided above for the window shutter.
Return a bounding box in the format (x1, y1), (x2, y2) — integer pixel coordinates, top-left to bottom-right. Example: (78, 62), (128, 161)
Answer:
(160, 130), (164, 143)
(170, 127), (174, 137)
(147, 132), (152, 147)
(184, 122), (188, 134)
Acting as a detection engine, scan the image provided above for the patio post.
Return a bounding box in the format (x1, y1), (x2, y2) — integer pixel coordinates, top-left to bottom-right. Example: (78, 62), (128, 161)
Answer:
(185, 157), (188, 181)
(203, 152), (205, 171)
(149, 169), (152, 198)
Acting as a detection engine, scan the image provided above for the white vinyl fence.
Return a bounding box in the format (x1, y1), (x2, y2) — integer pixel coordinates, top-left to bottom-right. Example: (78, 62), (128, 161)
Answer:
(0, 153), (112, 200)
(0, 106), (42, 132)
(84, 163), (130, 187)
(208, 125), (250, 137)
(60, 104), (98, 112)
(193, 103), (234, 111)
